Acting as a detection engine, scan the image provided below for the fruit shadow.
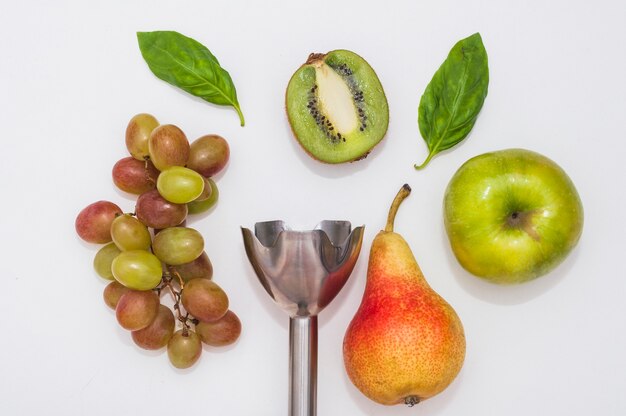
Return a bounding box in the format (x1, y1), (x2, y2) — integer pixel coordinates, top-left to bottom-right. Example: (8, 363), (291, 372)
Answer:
(158, 82), (243, 124)
(441, 226), (581, 305)
(112, 187), (140, 206)
(283, 120), (388, 178)
(201, 338), (241, 355)
(185, 199), (219, 224)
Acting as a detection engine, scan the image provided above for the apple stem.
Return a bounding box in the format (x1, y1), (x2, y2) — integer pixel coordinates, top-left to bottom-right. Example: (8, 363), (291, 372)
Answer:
(385, 184), (412, 232)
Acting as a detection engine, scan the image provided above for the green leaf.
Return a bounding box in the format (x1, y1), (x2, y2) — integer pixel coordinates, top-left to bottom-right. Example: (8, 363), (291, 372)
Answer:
(415, 33), (489, 169)
(137, 31), (245, 126)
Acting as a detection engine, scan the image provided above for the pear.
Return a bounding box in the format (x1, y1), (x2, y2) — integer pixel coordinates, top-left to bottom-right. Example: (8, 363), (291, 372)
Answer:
(343, 184), (465, 406)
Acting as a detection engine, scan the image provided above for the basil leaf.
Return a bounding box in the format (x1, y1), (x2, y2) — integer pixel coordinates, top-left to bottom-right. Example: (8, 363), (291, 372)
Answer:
(137, 31), (245, 126)
(415, 33), (489, 169)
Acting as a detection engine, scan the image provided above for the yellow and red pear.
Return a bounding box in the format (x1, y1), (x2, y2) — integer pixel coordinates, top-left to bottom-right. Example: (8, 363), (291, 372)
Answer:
(343, 184), (465, 406)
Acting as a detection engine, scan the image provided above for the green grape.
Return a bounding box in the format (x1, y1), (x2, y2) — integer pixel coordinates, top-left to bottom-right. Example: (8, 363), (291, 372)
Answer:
(93, 243), (121, 280)
(167, 329), (202, 369)
(187, 179), (219, 215)
(110, 214), (152, 251)
(195, 310), (241, 347)
(157, 166), (204, 204)
(111, 250), (163, 290)
(169, 251), (213, 282)
(152, 227), (203, 265)
(103, 281), (131, 309)
(132, 305), (175, 350)
(115, 290), (160, 331)
(181, 279), (228, 323)
(148, 124), (190, 171)
(126, 113), (159, 160)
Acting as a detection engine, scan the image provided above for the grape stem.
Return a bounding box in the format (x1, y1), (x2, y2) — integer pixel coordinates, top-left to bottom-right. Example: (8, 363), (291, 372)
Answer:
(160, 271), (193, 332)
(169, 268), (185, 288)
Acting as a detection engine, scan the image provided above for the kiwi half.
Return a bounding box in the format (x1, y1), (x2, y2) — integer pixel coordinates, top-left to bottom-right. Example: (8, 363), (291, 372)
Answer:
(286, 50), (389, 163)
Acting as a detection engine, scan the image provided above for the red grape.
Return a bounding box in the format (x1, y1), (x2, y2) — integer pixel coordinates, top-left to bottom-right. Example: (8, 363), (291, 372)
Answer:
(195, 310), (241, 347)
(181, 278), (228, 323)
(187, 134), (230, 177)
(115, 290), (160, 331)
(148, 124), (190, 171)
(135, 189), (187, 229)
(76, 200), (122, 243)
(169, 251), (213, 283)
(103, 281), (131, 309)
(131, 305), (175, 350)
(112, 157), (159, 194)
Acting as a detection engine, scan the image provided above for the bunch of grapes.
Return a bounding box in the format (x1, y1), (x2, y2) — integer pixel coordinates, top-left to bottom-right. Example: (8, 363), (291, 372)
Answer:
(76, 113), (241, 369)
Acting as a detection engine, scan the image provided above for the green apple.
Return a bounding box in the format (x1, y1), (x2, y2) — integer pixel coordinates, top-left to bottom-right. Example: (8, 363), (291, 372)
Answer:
(443, 148), (583, 284)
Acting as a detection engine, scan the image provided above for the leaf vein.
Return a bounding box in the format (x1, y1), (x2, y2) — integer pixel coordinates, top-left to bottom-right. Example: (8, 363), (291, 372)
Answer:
(150, 43), (235, 107)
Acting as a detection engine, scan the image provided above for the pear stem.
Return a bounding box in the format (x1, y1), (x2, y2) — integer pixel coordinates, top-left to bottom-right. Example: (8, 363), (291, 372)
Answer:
(404, 395), (420, 407)
(385, 184), (412, 232)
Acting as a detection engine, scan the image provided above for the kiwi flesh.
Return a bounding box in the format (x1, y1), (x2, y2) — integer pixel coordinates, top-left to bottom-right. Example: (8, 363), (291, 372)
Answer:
(286, 50), (389, 163)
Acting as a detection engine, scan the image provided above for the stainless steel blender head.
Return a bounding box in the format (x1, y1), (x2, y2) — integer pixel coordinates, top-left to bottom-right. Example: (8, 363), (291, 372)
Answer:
(242, 220), (364, 416)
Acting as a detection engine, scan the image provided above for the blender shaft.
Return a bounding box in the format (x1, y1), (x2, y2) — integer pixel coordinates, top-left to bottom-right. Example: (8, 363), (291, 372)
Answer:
(289, 316), (318, 416)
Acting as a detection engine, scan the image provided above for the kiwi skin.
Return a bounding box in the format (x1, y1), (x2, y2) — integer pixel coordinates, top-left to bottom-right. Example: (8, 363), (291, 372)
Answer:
(285, 50), (389, 164)
(285, 53), (326, 163)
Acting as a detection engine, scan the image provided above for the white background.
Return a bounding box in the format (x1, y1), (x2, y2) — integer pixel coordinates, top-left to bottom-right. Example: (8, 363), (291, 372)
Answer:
(1, 0), (625, 415)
